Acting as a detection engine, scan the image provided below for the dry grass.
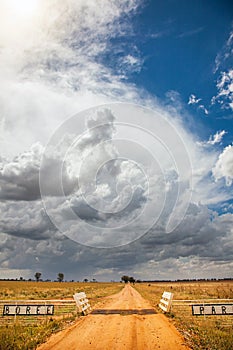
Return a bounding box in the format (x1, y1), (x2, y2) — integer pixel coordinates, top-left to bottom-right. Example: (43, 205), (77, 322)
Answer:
(1, 280), (233, 349)
(134, 281), (233, 350)
(0, 280), (123, 303)
(0, 281), (123, 350)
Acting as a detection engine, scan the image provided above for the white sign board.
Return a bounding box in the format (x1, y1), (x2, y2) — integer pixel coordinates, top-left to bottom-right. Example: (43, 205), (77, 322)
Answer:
(3, 304), (54, 316)
(192, 304), (233, 316)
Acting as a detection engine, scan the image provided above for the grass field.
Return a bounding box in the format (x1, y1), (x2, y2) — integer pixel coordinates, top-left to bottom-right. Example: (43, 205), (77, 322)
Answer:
(134, 281), (233, 350)
(1, 280), (233, 349)
(0, 280), (123, 302)
(0, 281), (123, 350)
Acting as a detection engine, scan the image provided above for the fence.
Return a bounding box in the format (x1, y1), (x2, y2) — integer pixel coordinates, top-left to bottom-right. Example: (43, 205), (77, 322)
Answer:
(159, 291), (173, 312)
(73, 292), (91, 315)
(0, 299), (77, 325)
(170, 298), (233, 329)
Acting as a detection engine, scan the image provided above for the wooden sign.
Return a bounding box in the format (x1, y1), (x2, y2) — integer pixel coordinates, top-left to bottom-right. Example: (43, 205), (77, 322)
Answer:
(192, 304), (233, 316)
(3, 304), (54, 316)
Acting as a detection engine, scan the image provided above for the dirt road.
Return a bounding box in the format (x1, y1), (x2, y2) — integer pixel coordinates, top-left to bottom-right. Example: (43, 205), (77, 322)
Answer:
(38, 285), (190, 350)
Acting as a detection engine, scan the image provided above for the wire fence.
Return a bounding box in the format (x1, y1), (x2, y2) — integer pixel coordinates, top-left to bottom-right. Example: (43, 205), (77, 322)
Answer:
(170, 298), (233, 329)
(1, 297), (233, 329)
(0, 299), (77, 325)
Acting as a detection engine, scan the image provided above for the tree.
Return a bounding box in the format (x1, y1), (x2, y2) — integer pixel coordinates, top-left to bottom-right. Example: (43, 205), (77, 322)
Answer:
(83, 278), (88, 282)
(35, 272), (41, 282)
(57, 273), (64, 282)
(121, 275), (130, 283)
(129, 276), (135, 284)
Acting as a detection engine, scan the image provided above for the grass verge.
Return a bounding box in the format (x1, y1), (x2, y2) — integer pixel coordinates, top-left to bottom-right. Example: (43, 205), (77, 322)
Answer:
(0, 317), (72, 350)
(0, 281), (123, 349)
(134, 281), (233, 350)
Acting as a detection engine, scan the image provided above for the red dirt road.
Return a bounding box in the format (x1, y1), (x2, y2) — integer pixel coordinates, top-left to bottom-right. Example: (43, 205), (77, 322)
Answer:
(38, 285), (190, 350)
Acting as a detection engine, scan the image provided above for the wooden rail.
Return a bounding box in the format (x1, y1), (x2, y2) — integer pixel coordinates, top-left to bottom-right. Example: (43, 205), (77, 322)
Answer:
(73, 292), (91, 315)
(159, 291), (173, 312)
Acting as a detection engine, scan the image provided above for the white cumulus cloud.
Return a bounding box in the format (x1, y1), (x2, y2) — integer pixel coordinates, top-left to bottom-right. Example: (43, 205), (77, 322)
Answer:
(212, 145), (233, 186)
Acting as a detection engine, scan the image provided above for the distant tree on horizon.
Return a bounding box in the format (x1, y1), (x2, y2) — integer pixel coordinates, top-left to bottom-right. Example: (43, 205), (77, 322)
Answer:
(57, 273), (64, 282)
(121, 275), (130, 283)
(121, 275), (136, 283)
(129, 276), (135, 284)
(35, 272), (41, 282)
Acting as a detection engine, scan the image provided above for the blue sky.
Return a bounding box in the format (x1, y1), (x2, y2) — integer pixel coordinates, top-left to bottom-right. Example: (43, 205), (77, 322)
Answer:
(128, 1), (233, 136)
(0, 0), (233, 281)
(96, 0), (233, 146)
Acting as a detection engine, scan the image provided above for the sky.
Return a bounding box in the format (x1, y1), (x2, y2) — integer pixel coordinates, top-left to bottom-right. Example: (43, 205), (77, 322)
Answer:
(0, 0), (233, 281)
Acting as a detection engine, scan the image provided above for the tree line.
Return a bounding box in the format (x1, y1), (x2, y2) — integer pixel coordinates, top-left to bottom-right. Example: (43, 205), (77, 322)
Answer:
(34, 272), (64, 282)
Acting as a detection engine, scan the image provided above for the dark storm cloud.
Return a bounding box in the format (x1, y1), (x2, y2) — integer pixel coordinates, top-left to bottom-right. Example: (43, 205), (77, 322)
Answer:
(1, 198), (233, 281)
(1, 0), (233, 280)
(0, 143), (77, 201)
